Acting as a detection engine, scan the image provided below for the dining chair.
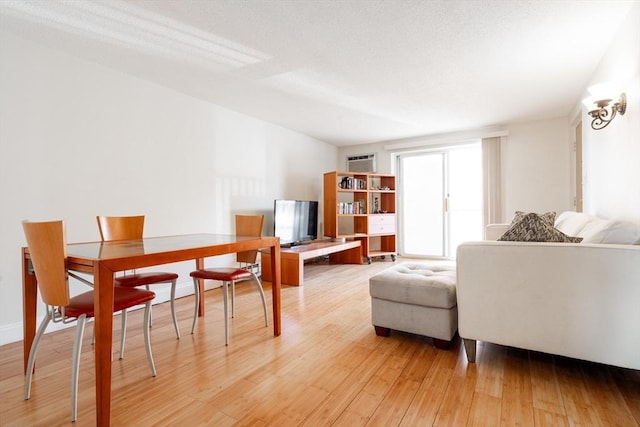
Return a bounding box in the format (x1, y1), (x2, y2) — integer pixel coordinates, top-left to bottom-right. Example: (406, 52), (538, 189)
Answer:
(22, 220), (156, 422)
(189, 214), (268, 345)
(97, 215), (183, 358)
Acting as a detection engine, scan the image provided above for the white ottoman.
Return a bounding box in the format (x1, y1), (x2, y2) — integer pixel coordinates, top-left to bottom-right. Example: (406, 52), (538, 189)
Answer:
(369, 262), (458, 349)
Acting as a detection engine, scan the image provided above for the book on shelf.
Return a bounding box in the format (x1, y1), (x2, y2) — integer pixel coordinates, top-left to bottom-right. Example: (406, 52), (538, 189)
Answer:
(338, 176), (366, 190)
(337, 199), (365, 214)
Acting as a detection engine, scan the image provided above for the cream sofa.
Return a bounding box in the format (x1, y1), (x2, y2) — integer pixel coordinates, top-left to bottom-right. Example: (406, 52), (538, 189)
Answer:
(456, 211), (640, 369)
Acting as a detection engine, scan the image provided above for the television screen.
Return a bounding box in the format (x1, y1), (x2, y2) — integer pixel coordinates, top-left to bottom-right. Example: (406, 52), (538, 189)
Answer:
(274, 199), (318, 246)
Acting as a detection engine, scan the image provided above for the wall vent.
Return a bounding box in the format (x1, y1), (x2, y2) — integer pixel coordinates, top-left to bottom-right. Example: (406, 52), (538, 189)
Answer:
(346, 154), (376, 173)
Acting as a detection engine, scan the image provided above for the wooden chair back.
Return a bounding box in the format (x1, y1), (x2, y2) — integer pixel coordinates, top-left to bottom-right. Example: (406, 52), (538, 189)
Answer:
(22, 220), (70, 307)
(235, 214), (264, 264)
(97, 215), (145, 241)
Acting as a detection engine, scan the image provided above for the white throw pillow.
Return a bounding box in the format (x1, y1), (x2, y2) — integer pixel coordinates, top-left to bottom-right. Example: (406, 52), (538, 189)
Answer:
(581, 219), (640, 244)
(554, 211), (594, 236)
(578, 218), (614, 242)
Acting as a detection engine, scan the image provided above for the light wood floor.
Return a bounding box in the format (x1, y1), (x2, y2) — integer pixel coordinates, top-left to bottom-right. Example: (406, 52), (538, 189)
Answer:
(1, 258), (639, 426)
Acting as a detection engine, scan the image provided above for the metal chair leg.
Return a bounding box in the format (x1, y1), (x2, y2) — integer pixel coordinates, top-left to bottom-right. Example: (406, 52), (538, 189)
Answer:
(145, 284), (153, 328)
(170, 279), (180, 339)
(71, 315), (87, 422)
(250, 272), (269, 327)
(119, 309), (128, 360)
(25, 312), (52, 400)
(143, 301), (156, 377)
(231, 280), (236, 318)
(222, 281), (229, 346)
(191, 277), (200, 334)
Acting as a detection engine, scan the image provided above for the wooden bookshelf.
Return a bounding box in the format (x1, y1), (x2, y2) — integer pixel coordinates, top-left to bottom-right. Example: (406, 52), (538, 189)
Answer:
(323, 171), (397, 263)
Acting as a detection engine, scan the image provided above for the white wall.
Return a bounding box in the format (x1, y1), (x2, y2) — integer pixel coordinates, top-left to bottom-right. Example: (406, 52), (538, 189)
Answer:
(338, 118), (574, 223)
(582, 3), (640, 219)
(0, 32), (337, 344)
(501, 118), (573, 218)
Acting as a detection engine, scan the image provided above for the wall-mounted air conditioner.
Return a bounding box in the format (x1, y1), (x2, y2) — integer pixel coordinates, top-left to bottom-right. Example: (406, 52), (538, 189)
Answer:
(346, 154), (376, 173)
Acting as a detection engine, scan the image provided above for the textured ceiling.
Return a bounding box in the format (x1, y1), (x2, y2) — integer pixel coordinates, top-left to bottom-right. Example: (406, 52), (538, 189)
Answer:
(0, 0), (635, 146)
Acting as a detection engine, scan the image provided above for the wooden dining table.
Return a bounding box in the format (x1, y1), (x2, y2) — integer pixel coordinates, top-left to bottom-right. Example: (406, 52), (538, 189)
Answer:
(21, 233), (281, 426)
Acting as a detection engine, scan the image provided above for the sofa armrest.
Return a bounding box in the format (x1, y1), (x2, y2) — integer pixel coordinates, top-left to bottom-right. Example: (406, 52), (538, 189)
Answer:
(456, 241), (640, 369)
(484, 224), (510, 240)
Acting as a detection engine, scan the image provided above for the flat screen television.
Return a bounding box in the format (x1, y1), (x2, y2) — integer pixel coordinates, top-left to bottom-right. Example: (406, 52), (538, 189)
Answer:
(273, 199), (319, 247)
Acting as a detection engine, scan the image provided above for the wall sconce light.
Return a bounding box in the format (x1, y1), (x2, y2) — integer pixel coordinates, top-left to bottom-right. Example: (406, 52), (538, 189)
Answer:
(582, 83), (627, 130)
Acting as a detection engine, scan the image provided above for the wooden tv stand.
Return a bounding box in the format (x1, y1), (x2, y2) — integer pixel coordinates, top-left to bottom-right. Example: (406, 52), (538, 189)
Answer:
(261, 240), (362, 286)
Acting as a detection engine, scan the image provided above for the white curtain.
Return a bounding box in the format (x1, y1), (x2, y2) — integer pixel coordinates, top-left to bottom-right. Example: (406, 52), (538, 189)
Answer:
(482, 137), (502, 229)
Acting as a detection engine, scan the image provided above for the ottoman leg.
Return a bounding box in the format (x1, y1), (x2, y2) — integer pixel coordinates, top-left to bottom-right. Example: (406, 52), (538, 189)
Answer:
(433, 338), (451, 350)
(374, 326), (391, 337)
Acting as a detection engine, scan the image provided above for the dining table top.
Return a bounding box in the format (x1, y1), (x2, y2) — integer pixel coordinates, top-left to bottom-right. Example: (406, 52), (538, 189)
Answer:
(62, 233), (280, 271)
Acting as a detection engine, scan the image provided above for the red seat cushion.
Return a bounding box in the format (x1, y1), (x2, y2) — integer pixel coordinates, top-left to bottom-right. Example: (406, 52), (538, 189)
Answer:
(115, 272), (178, 287)
(190, 268), (251, 282)
(64, 287), (156, 318)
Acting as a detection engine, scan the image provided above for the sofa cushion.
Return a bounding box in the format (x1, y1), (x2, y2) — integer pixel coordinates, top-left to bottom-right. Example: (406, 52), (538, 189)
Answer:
(580, 218), (640, 244)
(499, 212), (583, 243)
(555, 211), (640, 244)
(555, 211), (594, 236)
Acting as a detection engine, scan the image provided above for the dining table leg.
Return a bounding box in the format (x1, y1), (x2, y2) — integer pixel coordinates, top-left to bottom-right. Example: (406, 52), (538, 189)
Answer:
(196, 257), (205, 317)
(270, 244), (281, 336)
(22, 248), (37, 374)
(94, 262), (115, 426)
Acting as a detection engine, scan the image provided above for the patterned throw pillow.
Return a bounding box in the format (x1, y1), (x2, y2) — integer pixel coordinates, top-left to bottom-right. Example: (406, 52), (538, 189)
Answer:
(511, 210), (556, 227)
(499, 212), (583, 243)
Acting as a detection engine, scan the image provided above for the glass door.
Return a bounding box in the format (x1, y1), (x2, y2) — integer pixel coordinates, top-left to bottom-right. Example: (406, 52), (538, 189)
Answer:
(398, 143), (482, 258)
(399, 152), (446, 257)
